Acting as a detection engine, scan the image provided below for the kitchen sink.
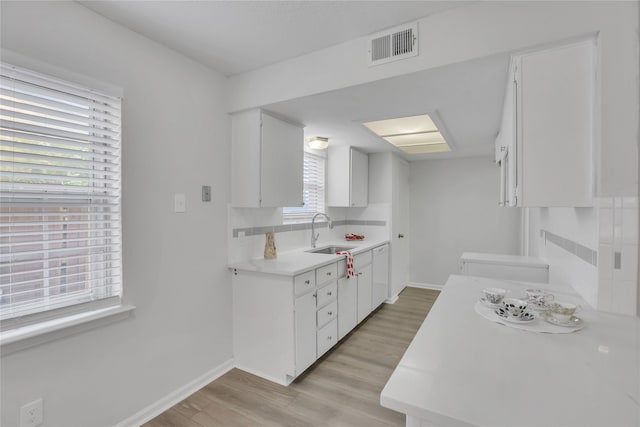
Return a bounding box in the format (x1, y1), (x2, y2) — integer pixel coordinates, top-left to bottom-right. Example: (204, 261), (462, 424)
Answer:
(306, 245), (355, 255)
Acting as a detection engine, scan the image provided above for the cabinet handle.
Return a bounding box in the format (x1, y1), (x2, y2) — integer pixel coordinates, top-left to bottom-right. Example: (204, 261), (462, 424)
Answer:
(300, 201), (305, 206)
(313, 293), (317, 298)
(326, 272), (332, 276)
(327, 291), (332, 296)
(305, 280), (310, 284)
(327, 336), (332, 341)
(398, 233), (405, 239)
(328, 311), (333, 316)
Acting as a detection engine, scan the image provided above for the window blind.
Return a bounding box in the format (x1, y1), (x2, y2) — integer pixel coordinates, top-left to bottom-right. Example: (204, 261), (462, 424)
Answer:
(283, 152), (325, 223)
(0, 62), (122, 322)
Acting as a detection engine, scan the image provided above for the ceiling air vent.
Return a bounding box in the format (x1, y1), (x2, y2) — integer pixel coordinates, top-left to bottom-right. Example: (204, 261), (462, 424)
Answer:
(368, 22), (418, 66)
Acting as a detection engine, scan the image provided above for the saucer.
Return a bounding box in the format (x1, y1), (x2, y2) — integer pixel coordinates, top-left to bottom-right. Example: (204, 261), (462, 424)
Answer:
(495, 307), (537, 323)
(480, 297), (502, 309)
(544, 313), (584, 329)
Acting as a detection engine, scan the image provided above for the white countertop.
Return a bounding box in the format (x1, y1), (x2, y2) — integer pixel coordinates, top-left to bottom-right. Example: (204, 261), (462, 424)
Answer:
(460, 252), (549, 268)
(228, 239), (389, 276)
(381, 275), (640, 427)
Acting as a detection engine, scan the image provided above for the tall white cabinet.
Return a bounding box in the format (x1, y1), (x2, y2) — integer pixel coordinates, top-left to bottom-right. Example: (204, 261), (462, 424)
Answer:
(496, 38), (596, 207)
(327, 146), (369, 207)
(231, 109), (304, 207)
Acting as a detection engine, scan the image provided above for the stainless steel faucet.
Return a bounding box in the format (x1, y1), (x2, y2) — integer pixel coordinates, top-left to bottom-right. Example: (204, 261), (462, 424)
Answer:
(311, 212), (333, 248)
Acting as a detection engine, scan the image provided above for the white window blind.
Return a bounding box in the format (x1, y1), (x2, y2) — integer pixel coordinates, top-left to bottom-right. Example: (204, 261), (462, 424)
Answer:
(0, 62), (122, 323)
(283, 152), (325, 223)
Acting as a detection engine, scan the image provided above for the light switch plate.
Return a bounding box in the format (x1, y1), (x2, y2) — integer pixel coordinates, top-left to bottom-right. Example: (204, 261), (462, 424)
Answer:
(202, 185), (211, 202)
(174, 193), (186, 213)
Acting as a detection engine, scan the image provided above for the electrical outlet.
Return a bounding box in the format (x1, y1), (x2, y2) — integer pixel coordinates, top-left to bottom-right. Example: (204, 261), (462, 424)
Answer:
(20, 398), (43, 427)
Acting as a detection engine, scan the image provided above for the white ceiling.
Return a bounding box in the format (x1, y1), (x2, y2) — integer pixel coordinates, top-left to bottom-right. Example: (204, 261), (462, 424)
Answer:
(79, 0), (472, 76)
(265, 53), (510, 160)
(79, 0), (508, 161)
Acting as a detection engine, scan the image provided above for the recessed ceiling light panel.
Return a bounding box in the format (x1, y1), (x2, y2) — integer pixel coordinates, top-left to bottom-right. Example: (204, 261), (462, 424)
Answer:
(362, 113), (450, 155)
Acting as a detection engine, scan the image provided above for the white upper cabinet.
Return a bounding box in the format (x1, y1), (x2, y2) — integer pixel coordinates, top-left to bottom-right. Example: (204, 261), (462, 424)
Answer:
(496, 38), (596, 207)
(231, 109), (304, 207)
(327, 146), (369, 207)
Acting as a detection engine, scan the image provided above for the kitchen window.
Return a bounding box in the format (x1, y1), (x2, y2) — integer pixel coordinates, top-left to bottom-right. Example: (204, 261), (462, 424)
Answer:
(283, 152), (325, 223)
(0, 62), (123, 329)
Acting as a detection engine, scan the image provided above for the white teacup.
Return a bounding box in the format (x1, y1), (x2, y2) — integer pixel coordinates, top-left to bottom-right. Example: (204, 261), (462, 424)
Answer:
(525, 288), (554, 306)
(502, 298), (528, 318)
(483, 288), (507, 305)
(548, 301), (579, 323)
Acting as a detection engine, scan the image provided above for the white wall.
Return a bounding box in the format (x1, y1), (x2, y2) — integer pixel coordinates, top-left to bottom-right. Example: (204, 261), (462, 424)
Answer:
(409, 157), (522, 287)
(528, 197), (639, 316)
(1, 2), (232, 426)
(229, 1), (639, 197)
(528, 207), (599, 307)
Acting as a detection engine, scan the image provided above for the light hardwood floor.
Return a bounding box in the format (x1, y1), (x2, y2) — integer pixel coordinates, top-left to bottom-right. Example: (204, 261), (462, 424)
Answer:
(144, 287), (439, 427)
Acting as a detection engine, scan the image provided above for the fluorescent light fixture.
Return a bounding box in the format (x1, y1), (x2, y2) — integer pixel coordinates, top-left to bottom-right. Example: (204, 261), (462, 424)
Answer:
(363, 113), (450, 154)
(308, 136), (329, 150)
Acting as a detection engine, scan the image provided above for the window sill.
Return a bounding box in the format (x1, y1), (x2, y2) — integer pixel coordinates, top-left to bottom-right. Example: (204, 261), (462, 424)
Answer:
(0, 304), (135, 356)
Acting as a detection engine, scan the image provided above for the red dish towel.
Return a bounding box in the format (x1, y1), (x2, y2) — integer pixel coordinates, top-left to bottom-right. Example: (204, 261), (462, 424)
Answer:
(336, 250), (355, 278)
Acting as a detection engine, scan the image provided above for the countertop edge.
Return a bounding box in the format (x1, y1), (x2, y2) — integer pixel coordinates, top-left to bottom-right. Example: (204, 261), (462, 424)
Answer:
(228, 239), (390, 276)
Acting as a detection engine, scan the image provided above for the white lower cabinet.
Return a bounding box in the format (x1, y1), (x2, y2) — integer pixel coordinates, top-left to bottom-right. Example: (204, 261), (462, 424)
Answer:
(337, 275), (358, 340)
(233, 246), (385, 385)
(317, 319), (338, 357)
(357, 264), (373, 323)
(233, 261), (339, 385)
(355, 251), (373, 323)
(294, 290), (317, 375)
(338, 250), (375, 337)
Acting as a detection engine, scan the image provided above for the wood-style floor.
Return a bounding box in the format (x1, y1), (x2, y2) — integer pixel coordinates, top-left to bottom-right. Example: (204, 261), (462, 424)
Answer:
(144, 287), (439, 427)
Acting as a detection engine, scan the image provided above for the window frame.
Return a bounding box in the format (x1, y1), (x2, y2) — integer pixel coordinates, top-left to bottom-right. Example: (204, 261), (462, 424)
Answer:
(0, 60), (124, 330)
(283, 151), (326, 224)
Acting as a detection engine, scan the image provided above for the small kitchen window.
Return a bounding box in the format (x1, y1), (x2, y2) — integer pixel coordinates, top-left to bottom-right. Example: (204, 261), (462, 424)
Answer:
(0, 62), (123, 329)
(283, 152), (325, 223)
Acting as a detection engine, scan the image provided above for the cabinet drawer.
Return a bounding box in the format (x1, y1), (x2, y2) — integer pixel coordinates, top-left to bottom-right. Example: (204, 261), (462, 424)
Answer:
(317, 281), (337, 307)
(316, 263), (338, 286)
(354, 250), (372, 267)
(294, 270), (316, 295)
(317, 300), (338, 328)
(317, 318), (338, 357)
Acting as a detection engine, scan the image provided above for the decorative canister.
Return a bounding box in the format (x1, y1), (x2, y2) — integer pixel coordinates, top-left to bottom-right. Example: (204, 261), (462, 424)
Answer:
(264, 231), (277, 259)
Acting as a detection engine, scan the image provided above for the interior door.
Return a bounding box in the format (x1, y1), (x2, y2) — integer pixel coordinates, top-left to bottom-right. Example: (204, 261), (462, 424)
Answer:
(391, 156), (409, 298)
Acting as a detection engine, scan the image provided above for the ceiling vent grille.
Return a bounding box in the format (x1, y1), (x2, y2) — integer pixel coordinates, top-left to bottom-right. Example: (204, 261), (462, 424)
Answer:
(368, 22), (418, 66)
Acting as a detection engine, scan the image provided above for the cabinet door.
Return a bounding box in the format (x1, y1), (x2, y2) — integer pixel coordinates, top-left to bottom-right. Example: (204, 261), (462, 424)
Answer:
(496, 60), (517, 207)
(294, 291), (317, 375)
(356, 263), (373, 323)
(260, 112), (304, 207)
(231, 109), (262, 207)
(372, 245), (389, 310)
(337, 276), (357, 340)
(350, 149), (368, 207)
(516, 40), (594, 207)
(327, 146), (351, 207)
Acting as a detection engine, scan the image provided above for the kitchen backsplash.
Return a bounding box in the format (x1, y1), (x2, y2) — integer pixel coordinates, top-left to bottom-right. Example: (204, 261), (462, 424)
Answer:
(597, 197), (638, 316)
(232, 219), (387, 238)
(530, 197), (638, 317)
(227, 203), (391, 263)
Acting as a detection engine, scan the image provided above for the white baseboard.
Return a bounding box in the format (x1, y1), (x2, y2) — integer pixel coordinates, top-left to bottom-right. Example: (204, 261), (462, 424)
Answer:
(407, 281), (443, 291)
(115, 358), (235, 427)
(385, 295), (399, 304)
